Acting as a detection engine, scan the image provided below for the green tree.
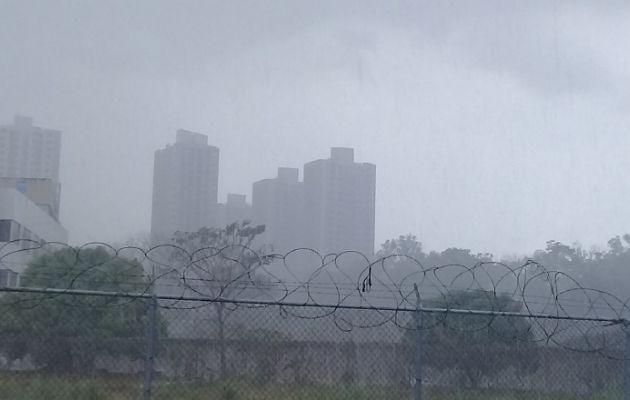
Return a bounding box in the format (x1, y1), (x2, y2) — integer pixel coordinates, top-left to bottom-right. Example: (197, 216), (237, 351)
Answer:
(375, 235), (494, 291)
(0, 246), (162, 373)
(171, 220), (270, 380)
(404, 289), (539, 388)
(530, 240), (587, 274)
(375, 234), (425, 277)
(377, 234), (425, 260)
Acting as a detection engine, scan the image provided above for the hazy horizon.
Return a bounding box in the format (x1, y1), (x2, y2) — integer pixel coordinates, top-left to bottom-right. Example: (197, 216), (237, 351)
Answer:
(2, 1), (629, 257)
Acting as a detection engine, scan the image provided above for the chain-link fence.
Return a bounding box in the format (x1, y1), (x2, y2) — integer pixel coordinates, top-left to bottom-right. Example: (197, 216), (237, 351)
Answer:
(1, 240), (629, 398)
(0, 286), (627, 400)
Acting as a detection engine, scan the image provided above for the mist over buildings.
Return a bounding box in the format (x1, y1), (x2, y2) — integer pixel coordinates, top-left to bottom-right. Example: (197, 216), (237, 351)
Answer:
(150, 131), (376, 256)
(1, 1), (630, 257)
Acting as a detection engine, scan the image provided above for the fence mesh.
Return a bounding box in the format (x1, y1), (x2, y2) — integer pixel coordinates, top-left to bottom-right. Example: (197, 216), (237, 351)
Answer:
(1, 240), (629, 399)
(0, 291), (626, 400)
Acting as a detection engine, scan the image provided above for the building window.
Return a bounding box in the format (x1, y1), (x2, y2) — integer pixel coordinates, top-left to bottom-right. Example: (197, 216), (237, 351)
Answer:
(10, 221), (21, 240)
(0, 220), (28, 242)
(0, 220), (11, 242)
(0, 269), (19, 288)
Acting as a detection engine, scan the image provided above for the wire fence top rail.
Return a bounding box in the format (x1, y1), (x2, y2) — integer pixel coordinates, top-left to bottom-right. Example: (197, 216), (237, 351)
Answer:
(1, 285), (627, 325)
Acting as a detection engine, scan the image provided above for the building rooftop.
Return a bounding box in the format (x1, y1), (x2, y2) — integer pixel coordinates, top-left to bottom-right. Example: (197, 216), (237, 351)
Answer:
(330, 147), (354, 163)
(176, 129), (208, 146)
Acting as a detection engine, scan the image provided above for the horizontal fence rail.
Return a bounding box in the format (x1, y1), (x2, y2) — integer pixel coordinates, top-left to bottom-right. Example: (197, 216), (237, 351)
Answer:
(1, 285), (627, 324)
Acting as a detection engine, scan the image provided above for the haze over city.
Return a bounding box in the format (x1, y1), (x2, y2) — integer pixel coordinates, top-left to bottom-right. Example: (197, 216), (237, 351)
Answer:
(2, 1), (630, 256)
(4, 3), (630, 398)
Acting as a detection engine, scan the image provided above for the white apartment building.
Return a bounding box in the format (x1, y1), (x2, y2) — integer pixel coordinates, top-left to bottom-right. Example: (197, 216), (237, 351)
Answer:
(0, 116), (67, 287)
(0, 177), (61, 221)
(0, 187), (68, 286)
(251, 149), (376, 256)
(0, 116), (61, 181)
(303, 148), (376, 256)
(150, 130), (220, 241)
(252, 168), (304, 253)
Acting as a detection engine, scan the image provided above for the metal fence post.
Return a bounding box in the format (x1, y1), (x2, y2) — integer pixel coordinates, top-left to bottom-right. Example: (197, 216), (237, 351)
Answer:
(625, 321), (630, 400)
(143, 295), (158, 400)
(413, 283), (423, 400)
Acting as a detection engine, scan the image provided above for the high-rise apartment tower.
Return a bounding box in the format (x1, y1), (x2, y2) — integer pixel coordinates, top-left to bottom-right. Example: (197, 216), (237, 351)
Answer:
(303, 148), (376, 255)
(0, 116), (61, 181)
(252, 168), (304, 253)
(150, 130), (219, 240)
(0, 116), (67, 286)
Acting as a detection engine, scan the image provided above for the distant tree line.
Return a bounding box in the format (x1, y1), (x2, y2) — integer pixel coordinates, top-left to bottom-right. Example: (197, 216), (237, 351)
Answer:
(377, 233), (630, 299)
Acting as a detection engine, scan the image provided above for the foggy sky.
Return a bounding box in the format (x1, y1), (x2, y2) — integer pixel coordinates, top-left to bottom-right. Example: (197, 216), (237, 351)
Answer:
(1, 1), (629, 256)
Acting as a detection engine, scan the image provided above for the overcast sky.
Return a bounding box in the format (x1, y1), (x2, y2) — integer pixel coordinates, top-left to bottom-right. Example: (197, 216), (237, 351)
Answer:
(1, 1), (629, 256)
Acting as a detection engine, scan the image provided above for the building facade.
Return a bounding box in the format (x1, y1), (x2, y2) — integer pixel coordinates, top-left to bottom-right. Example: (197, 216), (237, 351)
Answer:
(303, 148), (376, 256)
(252, 149), (376, 256)
(0, 177), (61, 220)
(252, 168), (304, 253)
(0, 187), (69, 285)
(150, 130), (220, 241)
(0, 116), (61, 181)
(0, 116), (67, 287)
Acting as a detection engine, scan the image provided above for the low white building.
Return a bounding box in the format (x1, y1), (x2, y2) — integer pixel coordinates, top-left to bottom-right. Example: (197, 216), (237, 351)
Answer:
(0, 187), (68, 287)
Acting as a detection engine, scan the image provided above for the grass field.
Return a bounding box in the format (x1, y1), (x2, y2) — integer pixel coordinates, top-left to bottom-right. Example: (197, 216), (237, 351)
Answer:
(0, 375), (622, 400)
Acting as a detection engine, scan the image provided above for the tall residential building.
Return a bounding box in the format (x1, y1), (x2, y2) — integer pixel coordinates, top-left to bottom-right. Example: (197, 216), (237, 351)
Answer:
(151, 129), (220, 241)
(303, 148), (376, 255)
(0, 115), (67, 287)
(0, 116), (63, 220)
(0, 116), (61, 181)
(252, 168), (304, 253)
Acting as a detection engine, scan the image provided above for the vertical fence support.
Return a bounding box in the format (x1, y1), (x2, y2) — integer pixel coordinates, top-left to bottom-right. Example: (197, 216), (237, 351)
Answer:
(143, 295), (158, 400)
(413, 283), (423, 400)
(624, 320), (630, 400)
